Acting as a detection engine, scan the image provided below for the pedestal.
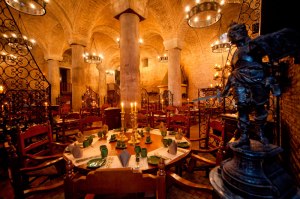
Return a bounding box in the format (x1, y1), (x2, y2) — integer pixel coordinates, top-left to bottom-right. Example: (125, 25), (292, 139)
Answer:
(218, 139), (297, 199)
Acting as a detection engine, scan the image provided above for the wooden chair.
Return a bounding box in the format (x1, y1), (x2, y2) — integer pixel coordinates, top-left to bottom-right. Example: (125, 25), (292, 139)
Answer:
(166, 171), (213, 196)
(151, 110), (167, 128)
(64, 158), (166, 199)
(168, 114), (190, 138)
(187, 116), (227, 177)
(56, 112), (81, 142)
(5, 122), (67, 198)
(79, 115), (103, 136)
(137, 112), (150, 128)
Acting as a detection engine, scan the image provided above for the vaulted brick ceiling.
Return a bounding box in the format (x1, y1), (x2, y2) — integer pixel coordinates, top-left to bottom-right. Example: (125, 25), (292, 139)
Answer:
(9, 0), (241, 70)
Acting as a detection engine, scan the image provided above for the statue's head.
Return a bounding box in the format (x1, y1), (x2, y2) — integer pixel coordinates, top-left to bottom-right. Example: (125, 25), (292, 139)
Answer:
(227, 22), (249, 45)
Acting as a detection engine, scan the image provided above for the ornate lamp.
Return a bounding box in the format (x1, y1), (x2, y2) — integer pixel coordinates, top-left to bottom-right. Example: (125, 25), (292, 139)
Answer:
(185, 0), (224, 28)
(5, 0), (49, 16)
(83, 38), (103, 64)
(211, 32), (231, 53)
(2, 14), (36, 51)
(157, 53), (168, 63)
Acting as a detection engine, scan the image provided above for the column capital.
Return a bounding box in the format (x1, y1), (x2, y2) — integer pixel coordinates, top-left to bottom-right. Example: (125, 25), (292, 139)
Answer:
(163, 38), (183, 50)
(110, 0), (148, 21)
(44, 54), (63, 61)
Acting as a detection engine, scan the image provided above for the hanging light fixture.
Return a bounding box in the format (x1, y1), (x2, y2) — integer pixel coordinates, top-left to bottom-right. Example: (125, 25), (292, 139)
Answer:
(157, 53), (168, 63)
(2, 14), (36, 50)
(5, 0), (49, 16)
(211, 32), (231, 53)
(185, 0), (224, 28)
(83, 38), (103, 64)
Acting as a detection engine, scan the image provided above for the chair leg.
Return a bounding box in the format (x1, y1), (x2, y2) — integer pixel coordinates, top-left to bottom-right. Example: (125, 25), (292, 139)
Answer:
(187, 158), (196, 173)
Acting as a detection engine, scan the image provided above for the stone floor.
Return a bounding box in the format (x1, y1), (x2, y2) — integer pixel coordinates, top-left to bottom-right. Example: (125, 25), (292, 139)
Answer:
(0, 124), (213, 199)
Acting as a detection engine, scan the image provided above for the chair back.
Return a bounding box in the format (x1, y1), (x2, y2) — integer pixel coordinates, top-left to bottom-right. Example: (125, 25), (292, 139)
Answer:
(79, 115), (103, 136)
(58, 112), (81, 142)
(18, 123), (54, 166)
(168, 114), (190, 138)
(65, 160), (166, 199)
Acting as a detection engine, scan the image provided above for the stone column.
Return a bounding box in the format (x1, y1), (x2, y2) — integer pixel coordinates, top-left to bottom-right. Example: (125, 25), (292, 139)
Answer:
(111, 0), (147, 125)
(45, 56), (63, 105)
(71, 44), (86, 112)
(164, 38), (183, 106)
(96, 64), (107, 106)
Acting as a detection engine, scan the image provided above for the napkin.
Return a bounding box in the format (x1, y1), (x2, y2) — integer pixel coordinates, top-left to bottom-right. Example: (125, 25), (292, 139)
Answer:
(118, 149), (131, 167)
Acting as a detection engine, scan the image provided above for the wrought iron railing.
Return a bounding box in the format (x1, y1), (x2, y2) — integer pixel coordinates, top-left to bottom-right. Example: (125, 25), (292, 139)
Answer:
(0, 0), (50, 131)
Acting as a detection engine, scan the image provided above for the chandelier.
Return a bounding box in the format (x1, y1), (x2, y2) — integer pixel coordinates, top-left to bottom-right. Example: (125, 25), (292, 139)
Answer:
(157, 53), (168, 63)
(2, 14), (36, 50)
(185, 0), (224, 28)
(5, 0), (49, 16)
(211, 32), (231, 53)
(0, 52), (17, 64)
(83, 38), (103, 64)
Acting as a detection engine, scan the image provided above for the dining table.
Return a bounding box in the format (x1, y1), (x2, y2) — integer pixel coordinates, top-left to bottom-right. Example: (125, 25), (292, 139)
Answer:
(63, 128), (192, 175)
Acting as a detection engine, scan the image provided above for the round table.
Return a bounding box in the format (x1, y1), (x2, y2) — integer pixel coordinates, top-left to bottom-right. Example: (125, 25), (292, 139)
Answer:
(63, 129), (191, 174)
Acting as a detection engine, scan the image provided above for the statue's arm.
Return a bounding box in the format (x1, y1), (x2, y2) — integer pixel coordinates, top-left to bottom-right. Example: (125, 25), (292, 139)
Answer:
(222, 74), (234, 97)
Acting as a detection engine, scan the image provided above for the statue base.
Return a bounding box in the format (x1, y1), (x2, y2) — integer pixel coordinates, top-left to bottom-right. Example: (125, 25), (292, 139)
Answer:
(220, 139), (297, 199)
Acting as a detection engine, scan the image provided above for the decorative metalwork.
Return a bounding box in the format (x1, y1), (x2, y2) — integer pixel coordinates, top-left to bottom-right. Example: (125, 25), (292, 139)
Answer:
(238, 0), (261, 38)
(161, 90), (173, 107)
(83, 38), (103, 64)
(0, 0), (50, 128)
(81, 86), (99, 109)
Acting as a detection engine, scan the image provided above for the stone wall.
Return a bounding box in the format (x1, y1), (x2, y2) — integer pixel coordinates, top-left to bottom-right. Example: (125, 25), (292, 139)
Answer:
(280, 60), (300, 184)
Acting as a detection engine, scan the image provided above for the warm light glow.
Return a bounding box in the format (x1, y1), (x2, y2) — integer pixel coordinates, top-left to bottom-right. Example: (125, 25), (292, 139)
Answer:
(0, 85), (4, 94)
(121, 102), (124, 112)
(185, 5), (190, 12)
(138, 38), (143, 44)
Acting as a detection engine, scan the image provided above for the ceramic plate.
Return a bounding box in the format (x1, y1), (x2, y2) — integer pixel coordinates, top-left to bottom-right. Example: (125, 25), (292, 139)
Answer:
(87, 158), (106, 168)
(177, 142), (190, 148)
(147, 155), (160, 165)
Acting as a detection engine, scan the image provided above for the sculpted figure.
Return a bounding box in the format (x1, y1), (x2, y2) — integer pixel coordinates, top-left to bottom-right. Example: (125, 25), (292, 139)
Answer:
(222, 23), (278, 147)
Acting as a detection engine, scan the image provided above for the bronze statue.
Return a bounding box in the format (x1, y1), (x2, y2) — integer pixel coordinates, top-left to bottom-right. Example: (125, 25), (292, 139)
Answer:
(222, 23), (279, 147)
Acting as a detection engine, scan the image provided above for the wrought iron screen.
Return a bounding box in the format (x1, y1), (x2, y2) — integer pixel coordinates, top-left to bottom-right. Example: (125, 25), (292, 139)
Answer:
(0, 0), (51, 128)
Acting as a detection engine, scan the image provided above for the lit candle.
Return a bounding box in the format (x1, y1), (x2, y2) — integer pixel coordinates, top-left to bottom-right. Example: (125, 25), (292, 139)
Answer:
(134, 102), (137, 112)
(130, 102), (133, 113)
(0, 85), (3, 94)
(210, 84), (213, 88)
(121, 102), (124, 112)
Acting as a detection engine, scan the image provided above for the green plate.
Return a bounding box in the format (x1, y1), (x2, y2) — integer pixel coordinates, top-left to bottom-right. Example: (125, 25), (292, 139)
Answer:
(147, 155), (161, 165)
(87, 158), (106, 168)
(177, 142), (190, 148)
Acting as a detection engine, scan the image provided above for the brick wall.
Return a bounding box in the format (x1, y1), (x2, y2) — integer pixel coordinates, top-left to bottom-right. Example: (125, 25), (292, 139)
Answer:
(280, 60), (300, 185)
